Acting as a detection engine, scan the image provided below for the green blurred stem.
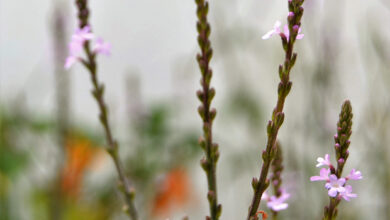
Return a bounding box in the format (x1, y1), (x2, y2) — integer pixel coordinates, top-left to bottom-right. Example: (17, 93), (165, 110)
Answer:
(81, 42), (138, 220)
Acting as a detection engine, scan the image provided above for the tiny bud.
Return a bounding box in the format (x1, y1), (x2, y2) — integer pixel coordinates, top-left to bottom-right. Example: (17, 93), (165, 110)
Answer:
(198, 136), (206, 150)
(207, 190), (215, 202)
(288, 12), (295, 22)
(293, 25), (299, 33)
(217, 204), (222, 218)
(267, 120), (273, 134)
(210, 108), (217, 121)
(196, 90), (204, 101)
(335, 143), (340, 150)
(208, 87), (216, 102)
(200, 158), (208, 171)
(262, 150), (267, 161)
(338, 158), (345, 165)
(198, 106), (205, 119)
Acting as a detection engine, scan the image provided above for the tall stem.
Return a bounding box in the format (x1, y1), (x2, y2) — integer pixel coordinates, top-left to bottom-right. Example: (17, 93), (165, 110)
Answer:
(194, 0), (221, 219)
(247, 1), (305, 219)
(73, 1), (138, 219)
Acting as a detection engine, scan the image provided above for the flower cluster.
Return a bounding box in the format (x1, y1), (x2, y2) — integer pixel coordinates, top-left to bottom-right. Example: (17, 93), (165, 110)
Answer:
(65, 25), (111, 69)
(310, 154), (362, 201)
(261, 189), (290, 212)
(262, 19), (304, 40)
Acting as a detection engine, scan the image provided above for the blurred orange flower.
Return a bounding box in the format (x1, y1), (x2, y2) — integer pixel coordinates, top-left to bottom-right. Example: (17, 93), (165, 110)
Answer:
(152, 168), (191, 217)
(61, 135), (102, 198)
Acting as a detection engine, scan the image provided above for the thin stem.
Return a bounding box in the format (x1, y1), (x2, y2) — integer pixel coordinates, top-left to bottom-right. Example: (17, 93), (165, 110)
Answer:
(73, 1), (138, 219)
(83, 43), (138, 220)
(247, 1), (305, 219)
(194, 0), (221, 219)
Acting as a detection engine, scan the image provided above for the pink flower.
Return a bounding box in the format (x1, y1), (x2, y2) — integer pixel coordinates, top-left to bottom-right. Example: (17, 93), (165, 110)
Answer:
(310, 168), (330, 182)
(64, 56), (78, 69)
(72, 25), (94, 43)
(65, 26), (94, 69)
(325, 175), (346, 197)
(339, 185), (357, 201)
(316, 154), (332, 167)
(93, 38), (111, 55)
(262, 21), (304, 40)
(65, 26), (110, 69)
(283, 25), (304, 40)
(346, 169), (362, 180)
(262, 190), (290, 212)
(262, 20), (282, 39)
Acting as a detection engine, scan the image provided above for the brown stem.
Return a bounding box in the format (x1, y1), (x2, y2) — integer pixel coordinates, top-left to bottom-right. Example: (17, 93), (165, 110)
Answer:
(247, 1), (305, 218)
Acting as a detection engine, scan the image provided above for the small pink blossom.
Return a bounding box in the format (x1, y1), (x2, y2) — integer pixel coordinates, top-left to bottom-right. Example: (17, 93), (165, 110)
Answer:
(93, 38), (111, 55)
(316, 154), (332, 167)
(310, 168), (330, 182)
(262, 20), (304, 40)
(283, 25), (304, 40)
(346, 169), (362, 180)
(325, 175), (346, 197)
(339, 185), (357, 201)
(64, 56), (78, 69)
(262, 20), (282, 40)
(262, 190), (290, 212)
(65, 26), (110, 69)
(72, 25), (94, 43)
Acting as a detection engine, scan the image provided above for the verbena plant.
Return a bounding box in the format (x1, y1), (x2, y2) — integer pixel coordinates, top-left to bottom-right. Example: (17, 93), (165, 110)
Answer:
(64, 0), (361, 219)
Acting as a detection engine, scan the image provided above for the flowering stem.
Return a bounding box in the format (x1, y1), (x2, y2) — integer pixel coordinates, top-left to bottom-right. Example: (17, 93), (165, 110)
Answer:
(74, 1), (138, 219)
(194, 0), (221, 219)
(323, 101), (353, 220)
(247, 1), (305, 219)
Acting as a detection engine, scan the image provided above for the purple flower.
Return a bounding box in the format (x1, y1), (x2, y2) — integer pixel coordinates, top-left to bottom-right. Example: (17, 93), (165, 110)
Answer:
(316, 154), (332, 167)
(325, 175), (346, 197)
(261, 190), (290, 212)
(310, 168), (330, 182)
(339, 185), (357, 201)
(262, 20), (282, 40)
(262, 20), (304, 40)
(65, 26), (110, 69)
(346, 169), (362, 180)
(283, 25), (304, 40)
(93, 38), (111, 55)
(64, 56), (79, 69)
(72, 25), (94, 43)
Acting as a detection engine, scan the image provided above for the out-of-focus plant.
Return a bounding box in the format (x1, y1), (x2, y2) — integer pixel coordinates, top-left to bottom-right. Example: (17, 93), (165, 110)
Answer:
(65, 0), (137, 219)
(194, 0), (221, 219)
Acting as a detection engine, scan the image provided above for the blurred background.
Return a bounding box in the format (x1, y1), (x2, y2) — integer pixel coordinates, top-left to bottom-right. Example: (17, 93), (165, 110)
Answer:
(1, 0), (390, 219)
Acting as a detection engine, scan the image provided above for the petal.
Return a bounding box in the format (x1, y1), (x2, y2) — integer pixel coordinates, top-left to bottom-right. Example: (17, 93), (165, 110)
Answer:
(296, 34), (304, 40)
(329, 174), (338, 183)
(262, 30), (276, 39)
(338, 178), (346, 186)
(320, 168), (330, 178)
(283, 25), (290, 39)
(342, 195), (351, 201)
(64, 56), (77, 69)
(310, 176), (323, 181)
(328, 188), (338, 197)
(274, 20), (281, 28)
(272, 203), (288, 211)
(337, 186), (346, 193)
